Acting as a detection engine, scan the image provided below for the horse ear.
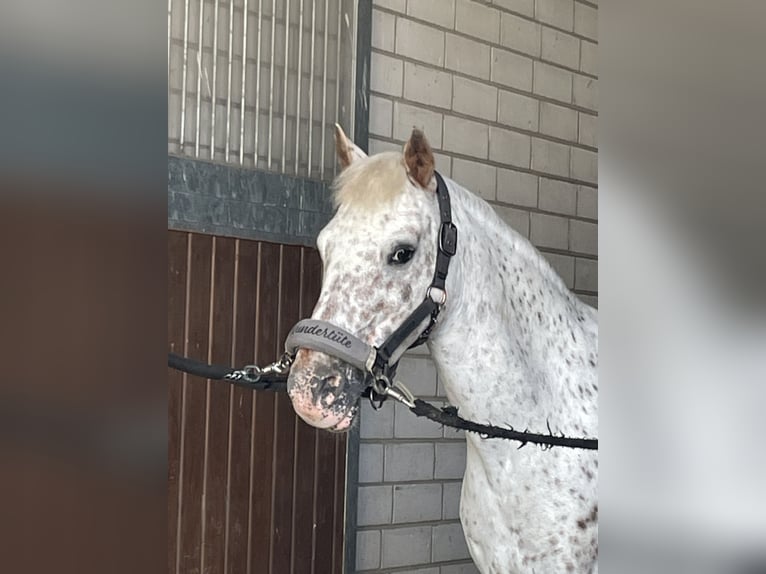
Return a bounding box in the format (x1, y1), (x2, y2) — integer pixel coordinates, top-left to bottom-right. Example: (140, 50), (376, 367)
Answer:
(403, 128), (435, 190)
(334, 123), (367, 169)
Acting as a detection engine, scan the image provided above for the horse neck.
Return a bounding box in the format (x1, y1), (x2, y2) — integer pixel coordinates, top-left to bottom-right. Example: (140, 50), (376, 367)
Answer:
(427, 179), (597, 434)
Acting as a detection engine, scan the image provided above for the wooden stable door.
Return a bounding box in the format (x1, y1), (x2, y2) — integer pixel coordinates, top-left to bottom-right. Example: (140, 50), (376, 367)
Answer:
(168, 231), (346, 574)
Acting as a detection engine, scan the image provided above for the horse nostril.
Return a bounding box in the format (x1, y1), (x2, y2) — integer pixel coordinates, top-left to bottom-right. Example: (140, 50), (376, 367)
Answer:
(314, 373), (345, 404)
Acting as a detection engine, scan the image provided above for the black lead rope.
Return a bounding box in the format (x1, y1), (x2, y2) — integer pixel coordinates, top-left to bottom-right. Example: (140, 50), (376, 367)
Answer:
(167, 353), (598, 450)
(167, 352), (288, 392)
(166, 172), (598, 450)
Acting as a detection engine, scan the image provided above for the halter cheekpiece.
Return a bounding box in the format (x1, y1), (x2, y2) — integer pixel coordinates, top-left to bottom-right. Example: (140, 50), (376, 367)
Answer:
(284, 171), (457, 407)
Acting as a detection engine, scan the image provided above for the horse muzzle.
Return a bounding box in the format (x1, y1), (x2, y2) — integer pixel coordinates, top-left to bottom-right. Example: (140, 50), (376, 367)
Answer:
(287, 349), (367, 432)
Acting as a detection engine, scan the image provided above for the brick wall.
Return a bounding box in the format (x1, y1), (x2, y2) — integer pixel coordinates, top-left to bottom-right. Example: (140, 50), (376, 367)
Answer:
(356, 0), (597, 571)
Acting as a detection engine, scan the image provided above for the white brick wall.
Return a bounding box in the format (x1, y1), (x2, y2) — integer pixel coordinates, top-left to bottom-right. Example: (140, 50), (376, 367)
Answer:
(358, 0), (598, 570)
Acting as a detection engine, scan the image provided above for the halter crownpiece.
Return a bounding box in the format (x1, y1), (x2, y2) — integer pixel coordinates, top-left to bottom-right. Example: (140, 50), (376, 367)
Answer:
(284, 171), (458, 401)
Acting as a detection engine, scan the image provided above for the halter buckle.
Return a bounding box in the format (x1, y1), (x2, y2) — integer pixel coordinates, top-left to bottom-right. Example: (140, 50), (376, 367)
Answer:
(439, 222), (458, 256)
(426, 286), (447, 306)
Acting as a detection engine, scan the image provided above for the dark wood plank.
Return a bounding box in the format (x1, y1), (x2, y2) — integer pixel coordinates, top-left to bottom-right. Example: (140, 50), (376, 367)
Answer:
(179, 233), (214, 574)
(313, 430), (338, 573)
(168, 230), (188, 574)
(271, 246), (302, 573)
(292, 247), (324, 574)
(202, 237), (236, 574)
(332, 434), (347, 574)
(250, 242), (280, 572)
(226, 239), (259, 574)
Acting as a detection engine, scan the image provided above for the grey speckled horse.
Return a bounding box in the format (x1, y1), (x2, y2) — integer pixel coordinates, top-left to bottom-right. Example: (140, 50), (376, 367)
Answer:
(287, 125), (598, 574)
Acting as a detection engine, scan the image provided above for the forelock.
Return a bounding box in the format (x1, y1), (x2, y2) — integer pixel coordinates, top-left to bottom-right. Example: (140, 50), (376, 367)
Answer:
(332, 152), (408, 210)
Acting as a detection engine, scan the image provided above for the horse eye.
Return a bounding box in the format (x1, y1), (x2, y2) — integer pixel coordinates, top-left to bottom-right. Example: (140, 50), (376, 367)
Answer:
(388, 246), (415, 265)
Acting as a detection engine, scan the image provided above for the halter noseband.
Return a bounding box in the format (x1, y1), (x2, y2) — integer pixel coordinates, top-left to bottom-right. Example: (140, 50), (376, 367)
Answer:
(284, 171), (457, 403)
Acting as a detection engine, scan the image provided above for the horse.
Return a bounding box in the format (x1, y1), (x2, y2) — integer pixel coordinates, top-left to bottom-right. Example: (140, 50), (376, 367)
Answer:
(286, 125), (598, 573)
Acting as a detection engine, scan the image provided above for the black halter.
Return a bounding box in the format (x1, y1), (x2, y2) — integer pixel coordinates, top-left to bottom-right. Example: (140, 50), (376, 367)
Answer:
(371, 171), (457, 377)
(284, 171), (458, 389)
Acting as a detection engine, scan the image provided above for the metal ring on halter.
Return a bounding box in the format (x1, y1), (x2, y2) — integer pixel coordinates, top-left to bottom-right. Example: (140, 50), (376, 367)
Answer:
(427, 286), (447, 305)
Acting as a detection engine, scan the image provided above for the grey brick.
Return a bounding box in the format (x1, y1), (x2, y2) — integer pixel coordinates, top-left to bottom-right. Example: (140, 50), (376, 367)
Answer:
(540, 101), (578, 141)
(370, 95), (393, 138)
(581, 39), (597, 75)
(452, 157), (497, 201)
(499, 12), (540, 56)
(497, 90), (539, 131)
(532, 138), (570, 177)
(577, 185), (598, 219)
(394, 102), (444, 147)
(398, 568), (439, 574)
(359, 443), (384, 483)
(573, 74), (597, 110)
(404, 62), (453, 110)
(530, 212), (568, 249)
(446, 34), (491, 79)
(356, 530), (381, 571)
(432, 522), (471, 561)
(393, 483), (443, 523)
(407, 0), (456, 29)
(360, 400), (394, 439)
(372, 9), (395, 52)
(536, 0), (574, 30)
(441, 563), (481, 574)
(491, 47), (533, 91)
(575, 2), (598, 41)
(385, 443), (435, 481)
(539, 177), (577, 214)
(381, 526), (432, 568)
(533, 61), (572, 103)
(570, 219), (597, 254)
(371, 52), (404, 97)
(435, 442), (467, 479)
(395, 402), (445, 438)
(456, 0), (500, 42)
(578, 112), (597, 147)
(497, 168), (538, 207)
(492, 0), (533, 17)
(442, 481), (463, 519)
(369, 138), (402, 154)
(542, 27), (580, 70)
(396, 18), (446, 66)
(575, 257), (598, 291)
(358, 485), (393, 526)
(376, 0), (406, 11)
(580, 294), (598, 308)
(571, 146), (597, 184)
(495, 206), (530, 237)
(544, 252), (575, 288)
(489, 127), (531, 168)
(444, 116), (489, 158)
(397, 356), (438, 396)
(453, 76), (498, 122)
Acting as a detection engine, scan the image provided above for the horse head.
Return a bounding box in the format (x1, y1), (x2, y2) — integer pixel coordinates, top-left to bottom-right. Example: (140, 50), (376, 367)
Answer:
(287, 125), (445, 431)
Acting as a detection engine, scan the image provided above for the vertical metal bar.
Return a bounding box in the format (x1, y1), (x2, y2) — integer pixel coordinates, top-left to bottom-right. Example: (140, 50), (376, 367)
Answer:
(307, 0), (316, 176)
(349, 0), (358, 141)
(267, 0), (277, 168)
(254, 0), (263, 165)
(319, 0), (329, 178)
(195, 0), (205, 156)
(294, 0), (304, 174)
(333, 0), (342, 177)
(180, 0), (191, 151)
(281, 0), (291, 172)
(344, 4), (371, 573)
(167, 0), (172, 80)
(224, 0), (235, 161)
(210, 0), (220, 159)
(239, 0), (250, 164)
